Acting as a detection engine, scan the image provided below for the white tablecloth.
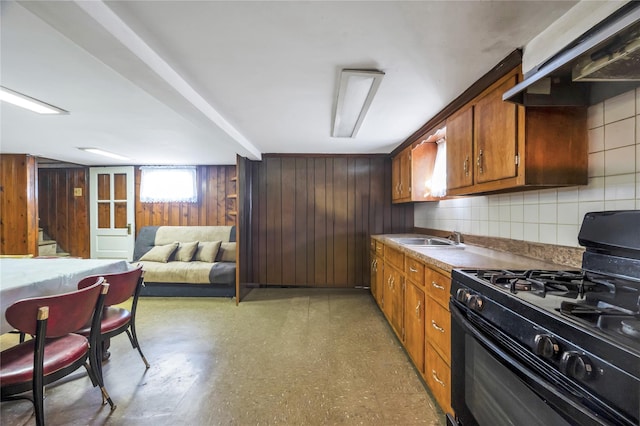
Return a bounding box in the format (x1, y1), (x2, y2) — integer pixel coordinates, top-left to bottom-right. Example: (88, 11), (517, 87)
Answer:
(0, 258), (131, 333)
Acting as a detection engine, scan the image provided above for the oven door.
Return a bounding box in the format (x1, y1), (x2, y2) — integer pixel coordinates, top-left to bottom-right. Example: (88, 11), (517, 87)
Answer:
(448, 299), (631, 426)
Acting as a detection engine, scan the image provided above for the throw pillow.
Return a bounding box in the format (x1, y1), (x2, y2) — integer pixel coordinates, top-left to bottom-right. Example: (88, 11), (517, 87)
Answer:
(139, 242), (179, 263)
(174, 241), (199, 262)
(216, 242), (236, 262)
(195, 241), (222, 263)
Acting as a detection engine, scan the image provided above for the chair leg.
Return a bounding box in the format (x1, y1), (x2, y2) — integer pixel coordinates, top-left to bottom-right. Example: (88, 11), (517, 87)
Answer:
(33, 382), (45, 426)
(85, 361), (116, 410)
(126, 326), (150, 369)
(100, 385), (116, 410)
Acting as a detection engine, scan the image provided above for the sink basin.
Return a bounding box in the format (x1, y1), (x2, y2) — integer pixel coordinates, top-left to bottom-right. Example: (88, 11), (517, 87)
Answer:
(389, 236), (462, 248)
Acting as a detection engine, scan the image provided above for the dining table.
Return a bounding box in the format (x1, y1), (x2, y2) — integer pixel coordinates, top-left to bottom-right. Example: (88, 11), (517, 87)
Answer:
(0, 257), (131, 334)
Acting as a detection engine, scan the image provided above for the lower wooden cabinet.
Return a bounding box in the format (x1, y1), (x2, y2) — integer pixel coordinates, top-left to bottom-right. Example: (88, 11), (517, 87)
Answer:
(370, 238), (453, 417)
(426, 342), (453, 415)
(370, 250), (383, 307)
(405, 282), (425, 373)
(426, 294), (451, 364)
(425, 265), (453, 415)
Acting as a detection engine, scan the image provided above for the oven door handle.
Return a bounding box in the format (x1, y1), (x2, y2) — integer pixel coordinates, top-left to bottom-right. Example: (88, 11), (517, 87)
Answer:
(449, 303), (635, 426)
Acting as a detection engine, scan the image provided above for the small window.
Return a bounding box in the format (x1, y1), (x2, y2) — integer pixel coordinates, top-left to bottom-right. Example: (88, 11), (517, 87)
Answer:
(140, 166), (198, 203)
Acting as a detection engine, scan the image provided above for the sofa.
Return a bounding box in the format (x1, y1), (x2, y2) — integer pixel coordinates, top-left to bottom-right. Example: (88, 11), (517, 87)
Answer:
(133, 225), (236, 297)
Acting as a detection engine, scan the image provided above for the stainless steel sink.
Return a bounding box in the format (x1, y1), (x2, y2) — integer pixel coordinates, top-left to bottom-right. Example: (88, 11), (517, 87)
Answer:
(389, 236), (463, 248)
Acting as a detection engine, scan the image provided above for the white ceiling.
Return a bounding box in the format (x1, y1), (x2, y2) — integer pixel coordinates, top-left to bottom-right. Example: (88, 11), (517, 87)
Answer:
(0, 0), (578, 166)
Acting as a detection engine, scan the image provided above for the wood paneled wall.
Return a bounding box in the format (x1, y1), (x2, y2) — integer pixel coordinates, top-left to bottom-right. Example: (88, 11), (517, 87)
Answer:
(249, 155), (413, 288)
(0, 155), (38, 255)
(38, 168), (90, 258)
(134, 165), (236, 231)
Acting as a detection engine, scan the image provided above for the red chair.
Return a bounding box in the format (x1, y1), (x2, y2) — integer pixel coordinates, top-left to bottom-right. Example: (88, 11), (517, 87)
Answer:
(0, 278), (115, 425)
(76, 264), (150, 377)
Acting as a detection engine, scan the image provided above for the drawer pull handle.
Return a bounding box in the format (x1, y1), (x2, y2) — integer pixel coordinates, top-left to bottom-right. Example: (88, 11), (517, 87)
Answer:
(431, 320), (445, 333)
(432, 281), (445, 290)
(409, 266), (418, 273)
(432, 370), (446, 387)
(477, 149), (484, 174)
(415, 301), (421, 317)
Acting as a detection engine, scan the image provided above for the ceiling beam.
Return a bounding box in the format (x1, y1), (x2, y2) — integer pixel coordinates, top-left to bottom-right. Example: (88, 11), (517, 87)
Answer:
(73, 0), (262, 161)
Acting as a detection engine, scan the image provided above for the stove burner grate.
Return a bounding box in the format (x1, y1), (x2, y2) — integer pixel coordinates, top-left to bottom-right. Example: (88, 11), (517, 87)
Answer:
(478, 270), (598, 297)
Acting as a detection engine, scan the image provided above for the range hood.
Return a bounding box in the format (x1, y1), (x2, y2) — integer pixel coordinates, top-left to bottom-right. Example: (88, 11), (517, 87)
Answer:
(504, 2), (640, 106)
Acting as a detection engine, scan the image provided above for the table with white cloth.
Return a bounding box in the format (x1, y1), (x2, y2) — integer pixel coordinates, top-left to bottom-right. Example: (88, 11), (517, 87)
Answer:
(0, 258), (131, 334)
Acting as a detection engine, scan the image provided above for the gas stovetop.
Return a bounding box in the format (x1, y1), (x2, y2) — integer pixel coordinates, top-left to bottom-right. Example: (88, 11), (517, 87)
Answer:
(468, 268), (640, 349)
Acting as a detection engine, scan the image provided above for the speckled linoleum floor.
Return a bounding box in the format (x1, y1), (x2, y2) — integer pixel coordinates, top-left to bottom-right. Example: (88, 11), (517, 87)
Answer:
(1, 288), (445, 425)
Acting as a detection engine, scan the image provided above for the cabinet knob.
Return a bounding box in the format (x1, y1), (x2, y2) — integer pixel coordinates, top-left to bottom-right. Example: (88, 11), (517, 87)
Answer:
(415, 300), (421, 317)
(431, 320), (445, 333)
(477, 149), (484, 174)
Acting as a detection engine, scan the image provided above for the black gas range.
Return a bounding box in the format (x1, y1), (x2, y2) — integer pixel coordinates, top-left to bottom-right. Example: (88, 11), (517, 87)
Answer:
(447, 211), (640, 426)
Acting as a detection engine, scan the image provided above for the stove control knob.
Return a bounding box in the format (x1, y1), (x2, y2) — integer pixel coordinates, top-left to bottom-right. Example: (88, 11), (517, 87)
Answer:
(534, 334), (560, 359)
(455, 288), (469, 303)
(467, 294), (484, 312)
(560, 351), (594, 381)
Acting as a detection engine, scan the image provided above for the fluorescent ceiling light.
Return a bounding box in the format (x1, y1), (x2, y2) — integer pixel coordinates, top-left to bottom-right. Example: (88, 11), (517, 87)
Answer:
(332, 69), (384, 138)
(0, 86), (68, 115)
(79, 148), (130, 161)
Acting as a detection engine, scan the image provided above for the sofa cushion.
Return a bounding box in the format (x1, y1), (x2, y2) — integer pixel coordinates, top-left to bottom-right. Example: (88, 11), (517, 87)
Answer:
(174, 241), (199, 262)
(194, 241), (221, 263)
(139, 242), (179, 263)
(216, 242), (236, 262)
(155, 226), (234, 246)
(140, 261), (215, 284)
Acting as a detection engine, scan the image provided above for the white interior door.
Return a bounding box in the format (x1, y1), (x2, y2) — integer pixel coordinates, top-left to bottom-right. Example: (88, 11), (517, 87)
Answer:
(90, 166), (135, 260)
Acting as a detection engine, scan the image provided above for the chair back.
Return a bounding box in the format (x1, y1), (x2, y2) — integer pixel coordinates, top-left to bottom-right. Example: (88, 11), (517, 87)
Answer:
(77, 265), (143, 306)
(5, 277), (107, 338)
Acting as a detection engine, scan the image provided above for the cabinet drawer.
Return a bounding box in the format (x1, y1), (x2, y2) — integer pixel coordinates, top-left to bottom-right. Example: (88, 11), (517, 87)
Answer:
(426, 297), (451, 365)
(384, 246), (404, 270)
(370, 239), (376, 252)
(426, 267), (451, 308)
(426, 343), (452, 415)
(405, 257), (425, 287)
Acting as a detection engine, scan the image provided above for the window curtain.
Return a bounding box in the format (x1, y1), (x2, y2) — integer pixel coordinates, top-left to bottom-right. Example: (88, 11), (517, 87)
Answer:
(139, 166), (198, 203)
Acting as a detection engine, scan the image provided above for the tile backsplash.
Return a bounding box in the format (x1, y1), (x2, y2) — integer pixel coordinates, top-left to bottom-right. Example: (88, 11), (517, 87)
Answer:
(414, 88), (639, 248)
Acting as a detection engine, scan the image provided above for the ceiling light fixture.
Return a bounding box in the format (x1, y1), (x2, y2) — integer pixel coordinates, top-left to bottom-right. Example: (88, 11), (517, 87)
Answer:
(79, 148), (130, 161)
(332, 69), (384, 138)
(0, 86), (68, 115)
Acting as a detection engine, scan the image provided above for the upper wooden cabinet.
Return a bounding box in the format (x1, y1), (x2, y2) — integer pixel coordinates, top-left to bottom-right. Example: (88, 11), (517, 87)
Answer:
(392, 132), (440, 204)
(392, 146), (412, 202)
(446, 66), (587, 196)
(446, 106), (474, 192)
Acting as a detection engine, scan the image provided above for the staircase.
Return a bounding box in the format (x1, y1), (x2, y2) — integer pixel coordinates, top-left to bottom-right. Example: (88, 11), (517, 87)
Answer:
(38, 229), (70, 257)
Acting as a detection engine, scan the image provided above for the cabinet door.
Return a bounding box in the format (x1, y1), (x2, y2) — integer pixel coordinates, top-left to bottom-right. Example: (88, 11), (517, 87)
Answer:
(391, 155), (402, 201)
(382, 266), (395, 321)
(426, 296), (451, 365)
(427, 343), (453, 415)
(405, 283), (425, 373)
(370, 253), (378, 301)
(391, 272), (405, 340)
(474, 73), (518, 184)
(392, 148), (412, 202)
(446, 106), (474, 191)
(371, 254), (384, 306)
(399, 148), (411, 199)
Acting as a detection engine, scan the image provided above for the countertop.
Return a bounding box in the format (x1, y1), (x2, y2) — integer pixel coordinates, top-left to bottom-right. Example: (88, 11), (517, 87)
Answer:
(372, 234), (575, 274)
